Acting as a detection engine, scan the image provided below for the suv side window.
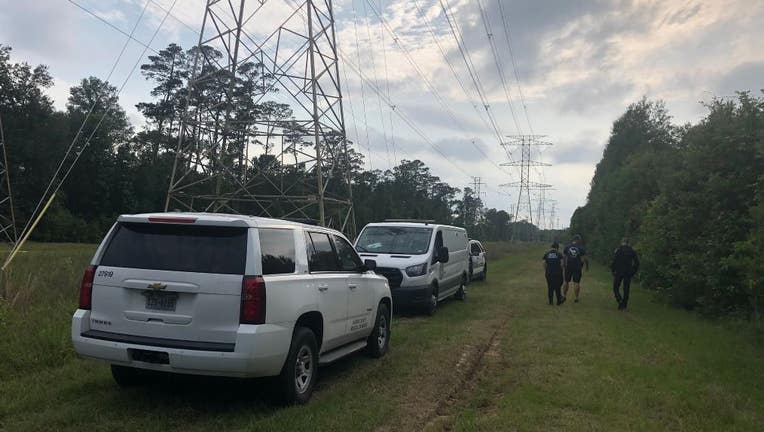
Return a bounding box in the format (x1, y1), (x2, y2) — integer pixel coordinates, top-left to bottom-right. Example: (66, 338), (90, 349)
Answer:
(470, 242), (482, 255)
(306, 232), (340, 272)
(259, 229), (296, 275)
(333, 235), (363, 271)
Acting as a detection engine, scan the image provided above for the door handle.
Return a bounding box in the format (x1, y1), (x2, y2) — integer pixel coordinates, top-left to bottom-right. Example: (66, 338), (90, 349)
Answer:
(348, 284), (358, 290)
(318, 284), (329, 292)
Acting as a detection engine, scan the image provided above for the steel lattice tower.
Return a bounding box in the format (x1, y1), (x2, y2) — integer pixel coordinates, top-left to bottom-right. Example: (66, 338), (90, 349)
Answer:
(0, 112), (16, 244)
(500, 135), (552, 227)
(166, 0), (354, 234)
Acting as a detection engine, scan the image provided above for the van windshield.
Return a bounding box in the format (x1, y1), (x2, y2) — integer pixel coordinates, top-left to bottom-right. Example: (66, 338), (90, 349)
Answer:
(100, 222), (247, 274)
(356, 226), (432, 255)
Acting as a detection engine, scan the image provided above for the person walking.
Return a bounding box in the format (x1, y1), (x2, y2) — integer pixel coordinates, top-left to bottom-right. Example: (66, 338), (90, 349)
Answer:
(543, 243), (565, 305)
(562, 234), (588, 303)
(611, 238), (639, 310)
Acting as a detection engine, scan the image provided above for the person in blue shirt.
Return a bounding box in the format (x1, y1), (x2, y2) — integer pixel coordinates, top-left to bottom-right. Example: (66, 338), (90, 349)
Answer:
(542, 242), (565, 305)
(562, 234), (589, 303)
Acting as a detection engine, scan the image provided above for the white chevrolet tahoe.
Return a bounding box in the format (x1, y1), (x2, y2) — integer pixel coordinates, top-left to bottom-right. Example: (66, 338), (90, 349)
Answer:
(354, 220), (469, 315)
(72, 213), (391, 404)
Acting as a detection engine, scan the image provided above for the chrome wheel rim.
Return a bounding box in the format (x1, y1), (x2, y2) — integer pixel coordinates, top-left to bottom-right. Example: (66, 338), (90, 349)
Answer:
(295, 345), (313, 393)
(377, 314), (387, 349)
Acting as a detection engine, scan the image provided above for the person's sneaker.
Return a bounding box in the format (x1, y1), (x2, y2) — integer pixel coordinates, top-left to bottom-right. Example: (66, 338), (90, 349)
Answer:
(618, 302), (624, 310)
(559, 296), (566, 305)
(574, 298), (579, 303)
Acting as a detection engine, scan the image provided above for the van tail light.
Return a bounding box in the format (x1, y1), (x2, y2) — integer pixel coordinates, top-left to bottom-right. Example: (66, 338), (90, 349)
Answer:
(240, 276), (266, 324)
(79, 265), (97, 310)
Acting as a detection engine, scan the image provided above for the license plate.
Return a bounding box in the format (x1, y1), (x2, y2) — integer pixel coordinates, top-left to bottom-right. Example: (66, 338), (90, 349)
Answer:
(144, 291), (178, 311)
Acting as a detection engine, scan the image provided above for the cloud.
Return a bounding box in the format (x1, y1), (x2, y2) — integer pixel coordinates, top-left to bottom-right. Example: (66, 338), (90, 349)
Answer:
(0, 0), (79, 59)
(714, 62), (764, 96)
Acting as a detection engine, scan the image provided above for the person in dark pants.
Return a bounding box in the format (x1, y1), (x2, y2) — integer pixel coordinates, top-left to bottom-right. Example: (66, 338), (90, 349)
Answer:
(543, 243), (565, 305)
(611, 238), (640, 310)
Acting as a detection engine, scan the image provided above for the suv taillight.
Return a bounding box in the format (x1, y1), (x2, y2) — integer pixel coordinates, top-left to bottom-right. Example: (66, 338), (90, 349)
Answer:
(79, 265), (97, 310)
(240, 276), (266, 324)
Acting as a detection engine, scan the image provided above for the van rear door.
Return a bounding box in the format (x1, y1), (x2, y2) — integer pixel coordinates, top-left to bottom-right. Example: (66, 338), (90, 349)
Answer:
(87, 221), (248, 346)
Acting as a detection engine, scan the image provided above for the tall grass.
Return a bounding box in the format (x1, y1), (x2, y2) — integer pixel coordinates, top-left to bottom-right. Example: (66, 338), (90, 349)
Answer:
(0, 243), (96, 380)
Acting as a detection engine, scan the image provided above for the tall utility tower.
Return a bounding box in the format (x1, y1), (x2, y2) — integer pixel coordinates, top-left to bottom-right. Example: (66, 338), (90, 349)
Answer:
(0, 112), (16, 244)
(166, 0), (355, 234)
(470, 176), (486, 204)
(500, 135), (552, 226)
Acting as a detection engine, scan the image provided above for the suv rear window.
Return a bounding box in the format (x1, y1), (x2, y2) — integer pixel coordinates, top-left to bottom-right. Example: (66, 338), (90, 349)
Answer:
(100, 223), (247, 274)
(259, 229), (296, 275)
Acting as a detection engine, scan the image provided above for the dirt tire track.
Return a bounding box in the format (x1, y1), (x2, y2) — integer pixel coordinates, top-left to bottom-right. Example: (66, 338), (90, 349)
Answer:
(374, 313), (510, 432)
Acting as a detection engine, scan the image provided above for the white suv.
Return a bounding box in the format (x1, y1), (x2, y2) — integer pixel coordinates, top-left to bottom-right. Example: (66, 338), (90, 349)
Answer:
(354, 221), (469, 315)
(71, 213), (391, 404)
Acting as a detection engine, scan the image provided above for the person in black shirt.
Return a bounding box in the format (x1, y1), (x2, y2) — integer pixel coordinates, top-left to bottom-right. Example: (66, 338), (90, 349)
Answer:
(542, 243), (565, 305)
(611, 238), (639, 310)
(562, 234), (588, 303)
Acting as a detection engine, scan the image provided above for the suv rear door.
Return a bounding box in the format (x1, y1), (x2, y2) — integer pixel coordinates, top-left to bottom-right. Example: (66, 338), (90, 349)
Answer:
(90, 221), (248, 345)
(305, 231), (349, 352)
(333, 234), (373, 339)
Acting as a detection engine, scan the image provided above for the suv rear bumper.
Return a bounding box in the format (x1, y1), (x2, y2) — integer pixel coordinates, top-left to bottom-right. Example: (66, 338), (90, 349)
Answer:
(71, 310), (290, 378)
(390, 284), (432, 309)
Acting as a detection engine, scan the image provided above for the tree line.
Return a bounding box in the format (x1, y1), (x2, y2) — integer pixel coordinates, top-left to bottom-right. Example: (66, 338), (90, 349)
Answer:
(571, 96), (763, 320)
(0, 43), (544, 244)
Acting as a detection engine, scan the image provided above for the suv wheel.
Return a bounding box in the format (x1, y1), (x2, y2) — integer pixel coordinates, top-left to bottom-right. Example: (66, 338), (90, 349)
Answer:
(276, 327), (318, 405)
(482, 264), (488, 281)
(426, 285), (438, 316)
(455, 276), (467, 301)
(111, 365), (148, 387)
(366, 303), (390, 358)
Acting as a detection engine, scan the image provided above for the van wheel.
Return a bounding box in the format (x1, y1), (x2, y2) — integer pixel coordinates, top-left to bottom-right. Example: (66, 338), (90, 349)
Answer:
(275, 327), (318, 405)
(425, 285), (438, 316)
(111, 365), (148, 387)
(366, 303), (390, 358)
(455, 276), (467, 301)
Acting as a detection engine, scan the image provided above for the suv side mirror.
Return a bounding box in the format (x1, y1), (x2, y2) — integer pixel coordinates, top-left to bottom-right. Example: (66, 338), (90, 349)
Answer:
(438, 246), (450, 263)
(362, 259), (377, 272)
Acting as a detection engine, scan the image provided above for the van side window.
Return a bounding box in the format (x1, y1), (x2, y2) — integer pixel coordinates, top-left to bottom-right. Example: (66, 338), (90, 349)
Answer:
(333, 235), (363, 271)
(307, 232), (340, 272)
(259, 229), (296, 275)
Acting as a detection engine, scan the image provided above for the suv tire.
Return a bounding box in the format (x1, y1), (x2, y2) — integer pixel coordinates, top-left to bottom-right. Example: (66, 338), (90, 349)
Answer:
(482, 264), (487, 281)
(366, 303), (390, 358)
(275, 327), (318, 405)
(455, 276), (467, 301)
(111, 365), (149, 387)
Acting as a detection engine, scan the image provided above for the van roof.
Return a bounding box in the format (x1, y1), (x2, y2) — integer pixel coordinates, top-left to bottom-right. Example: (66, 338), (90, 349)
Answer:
(362, 221), (466, 231)
(118, 212), (322, 230)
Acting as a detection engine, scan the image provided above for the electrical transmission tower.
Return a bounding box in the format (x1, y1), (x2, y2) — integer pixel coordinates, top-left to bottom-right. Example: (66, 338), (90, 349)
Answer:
(166, 0), (355, 234)
(500, 135), (552, 227)
(470, 176), (486, 204)
(0, 112), (16, 244)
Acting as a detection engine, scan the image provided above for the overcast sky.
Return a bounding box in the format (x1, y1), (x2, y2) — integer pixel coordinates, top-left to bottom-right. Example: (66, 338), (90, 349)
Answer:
(1, 0), (763, 227)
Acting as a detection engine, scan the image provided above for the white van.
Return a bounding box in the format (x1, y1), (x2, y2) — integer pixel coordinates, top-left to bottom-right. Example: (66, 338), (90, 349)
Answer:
(354, 220), (469, 315)
(71, 213), (391, 404)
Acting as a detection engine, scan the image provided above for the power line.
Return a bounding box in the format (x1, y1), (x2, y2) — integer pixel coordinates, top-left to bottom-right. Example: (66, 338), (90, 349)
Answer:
(476, 0), (523, 135)
(8, 0), (178, 267)
(496, 0), (534, 134)
(361, 0), (393, 169)
(410, 0), (510, 176)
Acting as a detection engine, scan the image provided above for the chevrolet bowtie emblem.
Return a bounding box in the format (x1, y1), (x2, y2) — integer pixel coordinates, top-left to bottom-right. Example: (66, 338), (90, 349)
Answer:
(148, 282), (167, 291)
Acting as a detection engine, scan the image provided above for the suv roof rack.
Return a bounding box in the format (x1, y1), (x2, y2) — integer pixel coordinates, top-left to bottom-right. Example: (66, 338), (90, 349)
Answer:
(383, 219), (436, 224)
(283, 218), (321, 226)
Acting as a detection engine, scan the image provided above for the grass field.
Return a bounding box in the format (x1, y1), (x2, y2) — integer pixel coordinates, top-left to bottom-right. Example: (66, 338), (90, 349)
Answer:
(1, 243), (763, 431)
